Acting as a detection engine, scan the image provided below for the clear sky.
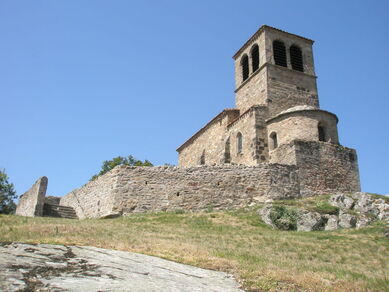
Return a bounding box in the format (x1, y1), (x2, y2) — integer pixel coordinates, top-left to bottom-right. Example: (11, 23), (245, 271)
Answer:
(1, 0), (388, 197)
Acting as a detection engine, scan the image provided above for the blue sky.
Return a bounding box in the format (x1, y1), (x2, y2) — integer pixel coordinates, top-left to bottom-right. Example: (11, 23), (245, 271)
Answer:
(1, 0), (388, 197)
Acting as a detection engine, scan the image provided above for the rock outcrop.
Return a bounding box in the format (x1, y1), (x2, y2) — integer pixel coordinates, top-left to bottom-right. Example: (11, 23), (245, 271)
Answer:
(0, 243), (243, 292)
(259, 193), (389, 231)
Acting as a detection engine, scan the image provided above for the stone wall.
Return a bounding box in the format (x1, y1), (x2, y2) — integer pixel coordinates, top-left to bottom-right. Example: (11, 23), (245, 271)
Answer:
(114, 164), (300, 215)
(234, 30), (267, 90)
(178, 110), (239, 167)
(61, 164), (300, 218)
(266, 65), (319, 118)
(60, 170), (120, 219)
(226, 107), (259, 165)
(293, 140), (360, 196)
(263, 28), (315, 76)
(235, 66), (268, 113)
(15, 177), (48, 217)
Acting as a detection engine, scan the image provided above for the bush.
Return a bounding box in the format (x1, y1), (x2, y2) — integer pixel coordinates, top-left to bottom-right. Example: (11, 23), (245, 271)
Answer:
(91, 155), (153, 180)
(269, 205), (299, 230)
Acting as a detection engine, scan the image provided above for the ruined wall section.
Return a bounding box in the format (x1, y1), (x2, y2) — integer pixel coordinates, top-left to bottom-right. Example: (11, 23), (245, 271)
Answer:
(60, 170), (121, 219)
(112, 164), (300, 215)
(15, 177), (48, 217)
(293, 140), (360, 196)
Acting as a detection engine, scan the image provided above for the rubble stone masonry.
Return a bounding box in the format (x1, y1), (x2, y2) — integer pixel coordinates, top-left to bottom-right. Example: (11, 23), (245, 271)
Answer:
(60, 164), (300, 219)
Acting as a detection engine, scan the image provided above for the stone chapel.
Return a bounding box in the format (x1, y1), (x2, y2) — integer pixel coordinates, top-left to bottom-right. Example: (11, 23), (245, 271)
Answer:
(177, 25), (360, 195)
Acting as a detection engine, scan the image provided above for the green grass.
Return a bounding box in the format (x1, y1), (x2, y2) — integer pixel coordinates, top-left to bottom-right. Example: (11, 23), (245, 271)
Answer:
(0, 208), (388, 292)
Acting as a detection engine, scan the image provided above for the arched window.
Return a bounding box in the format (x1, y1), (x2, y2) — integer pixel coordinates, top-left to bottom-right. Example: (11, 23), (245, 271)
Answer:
(318, 124), (326, 142)
(270, 132), (278, 150)
(237, 132), (243, 154)
(273, 40), (287, 67)
(200, 150), (205, 165)
(290, 45), (303, 72)
(224, 137), (231, 163)
(251, 44), (260, 72)
(241, 54), (249, 82)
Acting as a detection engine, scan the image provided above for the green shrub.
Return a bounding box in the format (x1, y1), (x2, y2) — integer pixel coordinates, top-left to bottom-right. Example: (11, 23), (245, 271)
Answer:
(269, 205), (298, 230)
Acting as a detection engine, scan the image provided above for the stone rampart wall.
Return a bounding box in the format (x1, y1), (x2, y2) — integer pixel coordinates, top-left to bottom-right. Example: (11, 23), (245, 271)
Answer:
(60, 170), (120, 219)
(15, 177), (48, 217)
(61, 164), (300, 218)
(293, 140), (360, 196)
(113, 164), (300, 215)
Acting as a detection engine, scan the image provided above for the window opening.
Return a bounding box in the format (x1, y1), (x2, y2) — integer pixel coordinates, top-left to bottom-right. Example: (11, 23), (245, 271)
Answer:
(290, 45), (303, 72)
(237, 132), (243, 154)
(318, 125), (326, 142)
(200, 150), (205, 165)
(224, 137), (231, 163)
(251, 44), (260, 72)
(273, 40), (287, 67)
(270, 132), (278, 149)
(241, 55), (249, 81)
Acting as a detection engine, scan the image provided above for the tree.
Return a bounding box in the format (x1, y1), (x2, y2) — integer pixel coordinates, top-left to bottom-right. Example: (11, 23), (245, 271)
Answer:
(91, 155), (153, 180)
(0, 169), (17, 214)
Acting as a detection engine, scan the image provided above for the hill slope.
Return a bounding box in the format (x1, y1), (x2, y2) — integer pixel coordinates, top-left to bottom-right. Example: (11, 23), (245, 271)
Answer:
(1, 198), (388, 291)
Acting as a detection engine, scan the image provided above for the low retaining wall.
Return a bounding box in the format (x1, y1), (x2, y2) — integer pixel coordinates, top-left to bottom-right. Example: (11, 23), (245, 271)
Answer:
(61, 164), (300, 219)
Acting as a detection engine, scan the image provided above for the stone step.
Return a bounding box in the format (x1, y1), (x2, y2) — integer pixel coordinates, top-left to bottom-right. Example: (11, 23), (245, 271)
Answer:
(43, 203), (78, 219)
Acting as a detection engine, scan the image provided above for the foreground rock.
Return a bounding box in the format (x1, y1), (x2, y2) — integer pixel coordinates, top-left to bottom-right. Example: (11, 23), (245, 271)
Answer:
(0, 243), (243, 292)
(259, 192), (389, 231)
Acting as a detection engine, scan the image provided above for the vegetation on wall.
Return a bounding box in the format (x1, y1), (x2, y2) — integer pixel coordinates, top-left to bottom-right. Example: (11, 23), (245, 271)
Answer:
(0, 169), (17, 214)
(91, 155), (153, 181)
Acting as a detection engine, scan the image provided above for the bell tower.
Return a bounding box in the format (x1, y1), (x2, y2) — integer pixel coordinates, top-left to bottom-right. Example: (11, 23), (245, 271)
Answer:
(233, 25), (319, 117)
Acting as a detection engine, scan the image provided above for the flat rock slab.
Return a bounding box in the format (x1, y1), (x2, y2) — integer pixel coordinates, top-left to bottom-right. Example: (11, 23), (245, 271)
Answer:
(0, 242), (243, 292)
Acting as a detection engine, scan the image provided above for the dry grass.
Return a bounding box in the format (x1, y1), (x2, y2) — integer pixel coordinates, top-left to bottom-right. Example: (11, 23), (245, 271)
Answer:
(0, 207), (388, 292)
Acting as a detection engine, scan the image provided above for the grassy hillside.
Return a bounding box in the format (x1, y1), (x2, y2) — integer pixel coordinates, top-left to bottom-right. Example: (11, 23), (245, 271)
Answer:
(1, 199), (388, 291)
